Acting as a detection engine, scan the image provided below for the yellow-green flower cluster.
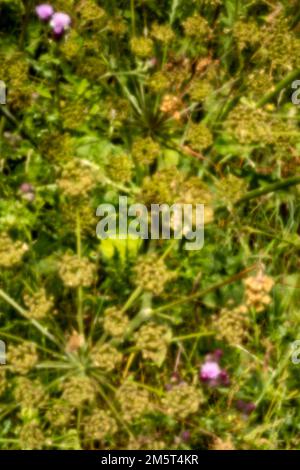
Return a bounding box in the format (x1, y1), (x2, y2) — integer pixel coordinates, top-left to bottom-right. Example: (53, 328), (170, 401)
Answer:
(130, 37), (154, 58)
(91, 343), (122, 371)
(61, 376), (96, 407)
(186, 122), (213, 151)
(140, 167), (183, 206)
(233, 20), (261, 50)
(162, 382), (203, 419)
(214, 304), (249, 344)
(40, 132), (75, 163)
(14, 377), (47, 409)
(58, 253), (96, 288)
(183, 14), (211, 38)
(45, 401), (74, 428)
(189, 79), (213, 102)
(134, 253), (176, 296)
(132, 136), (161, 165)
(214, 174), (248, 208)
(116, 381), (152, 422)
(76, 0), (106, 27)
(0, 233), (28, 267)
(106, 154), (133, 183)
(103, 307), (129, 339)
(8, 342), (38, 375)
(151, 23), (175, 43)
(61, 101), (88, 130)
(134, 322), (172, 366)
(83, 409), (118, 441)
(19, 422), (45, 450)
(58, 160), (99, 199)
(24, 288), (54, 320)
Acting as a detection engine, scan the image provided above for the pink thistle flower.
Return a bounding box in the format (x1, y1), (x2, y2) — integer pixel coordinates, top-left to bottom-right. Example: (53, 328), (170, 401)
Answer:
(35, 4), (54, 21)
(50, 12), (71, 38)
(200, 361), (221, 382)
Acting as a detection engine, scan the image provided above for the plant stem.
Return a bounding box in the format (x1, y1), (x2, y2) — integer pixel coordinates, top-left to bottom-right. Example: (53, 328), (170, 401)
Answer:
(256, 68), (300, 108)
(76, 210), (84, 337)
(235, 176), (300, 205)
(0, 289), (58, 345)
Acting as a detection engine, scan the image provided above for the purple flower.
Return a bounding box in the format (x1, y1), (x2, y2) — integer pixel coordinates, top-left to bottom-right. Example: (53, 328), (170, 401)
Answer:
(200, 361), (221, 382)
(50, 12), (71, 38)
(199, 353), (230, 387)
(36, 4), (54, 21)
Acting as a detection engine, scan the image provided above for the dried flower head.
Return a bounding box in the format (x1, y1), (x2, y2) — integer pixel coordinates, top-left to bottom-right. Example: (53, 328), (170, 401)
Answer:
(244, 271), (274, 313)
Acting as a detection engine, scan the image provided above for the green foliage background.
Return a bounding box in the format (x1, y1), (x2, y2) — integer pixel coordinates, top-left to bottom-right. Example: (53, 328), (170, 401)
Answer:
(0, 0), (300, 450)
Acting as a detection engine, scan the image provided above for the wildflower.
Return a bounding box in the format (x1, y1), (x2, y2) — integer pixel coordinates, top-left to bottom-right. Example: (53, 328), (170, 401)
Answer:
(14, 377), (48, 409)
(130, 37), (154, 58)
(0, 233), (28, 268)
(24, 288), (54, 320)
(83, 410), (118, 441)
(151, 23), (175, 43)
(244, 271), (274, 313)
(50, 12), (71, 38)
(19, 422), (45, 450)
(45, 401), (74, 428)
(61, 376), (96, 407)
(162, 382), (203, 419)
(106, 155), (133, 184)
(116, 381), (152, 422)
(134, 253), (176, 296)
(58, 253), (96, 288)
(199, 357), (230, 387)
(35, 4), (54, 21)
(186, 122), (213, 151)
(91, 342), (122, 371)
(183, 14), (211, 39)
(8, 342), (38, 375)
(134, 322), (172, 366)
(132, 136), (160, 165)
(103, 307), (129, 339)
(214, 304), (249, 345)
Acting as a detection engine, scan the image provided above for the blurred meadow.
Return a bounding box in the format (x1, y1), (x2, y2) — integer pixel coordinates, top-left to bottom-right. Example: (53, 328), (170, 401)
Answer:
(0, 0), (300, 450)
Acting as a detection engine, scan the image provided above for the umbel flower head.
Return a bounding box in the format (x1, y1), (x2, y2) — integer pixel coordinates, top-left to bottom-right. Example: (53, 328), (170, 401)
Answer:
(36, 4), (54, 21)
